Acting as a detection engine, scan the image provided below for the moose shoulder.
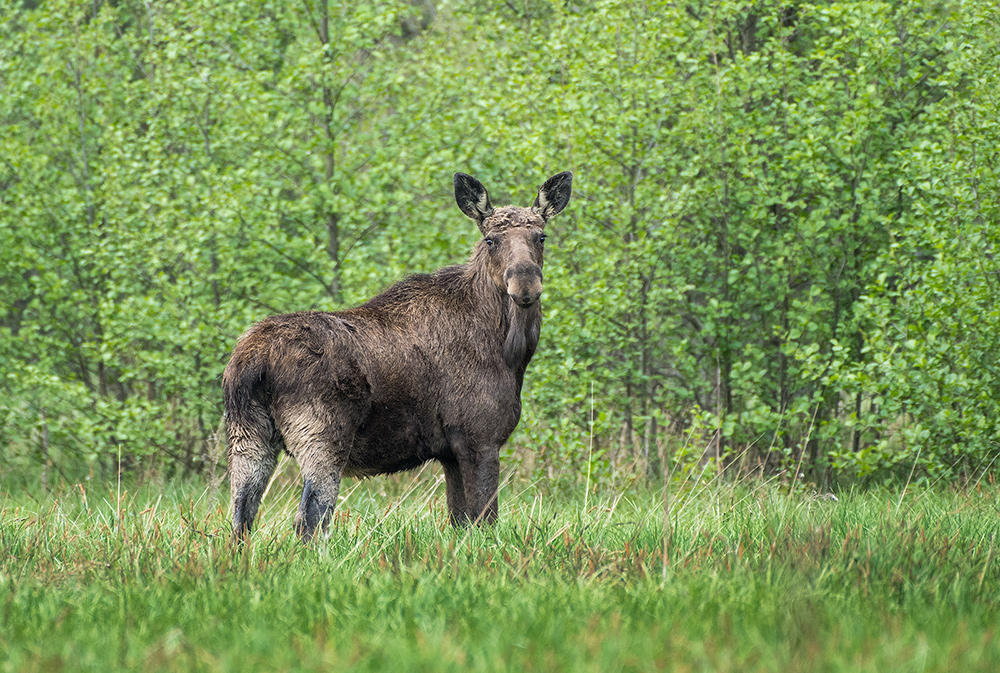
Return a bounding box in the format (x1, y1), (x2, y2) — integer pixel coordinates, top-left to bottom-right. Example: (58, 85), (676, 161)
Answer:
(223, 171), (572, 541)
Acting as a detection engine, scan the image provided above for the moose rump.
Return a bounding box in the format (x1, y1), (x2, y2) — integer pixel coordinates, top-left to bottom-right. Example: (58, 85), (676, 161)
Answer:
(223, 171), (572, 541)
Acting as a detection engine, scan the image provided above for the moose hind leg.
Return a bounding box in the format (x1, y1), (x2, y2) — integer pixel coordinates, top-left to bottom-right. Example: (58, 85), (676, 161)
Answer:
(228, 419), (279, 539)
(278, 403), (351, 542)
(295, 470), (342, 541)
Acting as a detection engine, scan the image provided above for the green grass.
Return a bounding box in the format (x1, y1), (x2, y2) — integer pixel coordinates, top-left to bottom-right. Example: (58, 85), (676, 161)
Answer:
(2, 466), (1000, 672)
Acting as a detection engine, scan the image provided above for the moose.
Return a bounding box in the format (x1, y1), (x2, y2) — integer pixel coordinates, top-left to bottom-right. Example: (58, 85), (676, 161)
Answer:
(223, 171), (573, 540)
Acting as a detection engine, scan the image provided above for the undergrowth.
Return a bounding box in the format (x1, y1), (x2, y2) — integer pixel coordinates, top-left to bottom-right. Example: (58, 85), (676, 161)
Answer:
(2, 467), (999, 672)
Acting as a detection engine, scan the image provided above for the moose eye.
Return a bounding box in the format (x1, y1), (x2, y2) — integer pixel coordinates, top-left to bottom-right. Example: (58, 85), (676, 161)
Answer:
(539, 234), (547, 244)
(484, 237), (496, 248)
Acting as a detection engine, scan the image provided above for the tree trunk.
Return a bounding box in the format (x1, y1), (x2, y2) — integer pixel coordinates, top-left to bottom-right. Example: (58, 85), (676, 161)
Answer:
(318, 0), (341, 302)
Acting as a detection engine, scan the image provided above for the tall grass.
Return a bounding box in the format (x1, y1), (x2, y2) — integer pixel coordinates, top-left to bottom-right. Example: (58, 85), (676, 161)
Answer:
(2, 468), (999, 672)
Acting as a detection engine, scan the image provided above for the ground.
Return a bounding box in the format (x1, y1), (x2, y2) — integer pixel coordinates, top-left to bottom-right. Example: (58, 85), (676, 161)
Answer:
(2, 467), (999, 672)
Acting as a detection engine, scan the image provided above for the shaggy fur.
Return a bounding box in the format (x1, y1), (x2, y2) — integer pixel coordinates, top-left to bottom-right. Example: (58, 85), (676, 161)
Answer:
(223, 172), (572, 540)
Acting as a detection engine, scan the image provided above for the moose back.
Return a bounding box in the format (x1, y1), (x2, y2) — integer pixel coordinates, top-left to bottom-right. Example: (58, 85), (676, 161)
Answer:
(223, 171), (572, 540)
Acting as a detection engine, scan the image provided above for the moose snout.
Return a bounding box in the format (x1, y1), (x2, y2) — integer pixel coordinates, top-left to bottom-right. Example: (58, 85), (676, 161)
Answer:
(504, 263), (543, 307)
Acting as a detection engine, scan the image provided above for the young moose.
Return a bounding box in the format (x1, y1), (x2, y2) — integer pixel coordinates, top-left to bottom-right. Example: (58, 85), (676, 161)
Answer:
(223, 171), (572, 540)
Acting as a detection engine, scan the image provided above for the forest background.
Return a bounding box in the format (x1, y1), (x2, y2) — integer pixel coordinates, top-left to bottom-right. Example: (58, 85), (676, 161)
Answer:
(1, 0), (998, 488)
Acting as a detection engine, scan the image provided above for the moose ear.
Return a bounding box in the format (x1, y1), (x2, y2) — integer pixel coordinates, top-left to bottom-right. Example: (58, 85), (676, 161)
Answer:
(454, 173), (494, 232)
(532, 171), (573, 222)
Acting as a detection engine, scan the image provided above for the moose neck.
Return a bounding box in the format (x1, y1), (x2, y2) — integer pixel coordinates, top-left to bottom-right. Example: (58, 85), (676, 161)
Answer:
(503, 298), (541, 372)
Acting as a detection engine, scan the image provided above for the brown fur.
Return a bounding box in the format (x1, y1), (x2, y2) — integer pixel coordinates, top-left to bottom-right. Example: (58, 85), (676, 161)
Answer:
(223, 172), (572, 540)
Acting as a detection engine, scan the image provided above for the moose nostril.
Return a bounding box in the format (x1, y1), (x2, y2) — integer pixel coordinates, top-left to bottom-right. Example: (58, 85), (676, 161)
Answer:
(511, 290), (541, 307)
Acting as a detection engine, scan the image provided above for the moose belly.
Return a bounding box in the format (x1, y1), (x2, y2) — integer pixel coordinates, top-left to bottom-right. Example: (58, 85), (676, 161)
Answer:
(344, 404), (448, 477)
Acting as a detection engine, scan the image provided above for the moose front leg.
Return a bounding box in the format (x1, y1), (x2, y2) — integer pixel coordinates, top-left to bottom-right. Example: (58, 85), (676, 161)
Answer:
(457, 446), (500, 525)
(441, 458), (471, 526)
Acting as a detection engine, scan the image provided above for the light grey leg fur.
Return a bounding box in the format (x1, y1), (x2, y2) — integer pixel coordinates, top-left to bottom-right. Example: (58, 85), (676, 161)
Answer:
(276, 402), (351, 541)
(228, 411), (280, 539)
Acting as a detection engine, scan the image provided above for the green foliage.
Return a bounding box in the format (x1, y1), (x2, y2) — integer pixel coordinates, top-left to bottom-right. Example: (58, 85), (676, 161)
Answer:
(1, 0), (998, 481)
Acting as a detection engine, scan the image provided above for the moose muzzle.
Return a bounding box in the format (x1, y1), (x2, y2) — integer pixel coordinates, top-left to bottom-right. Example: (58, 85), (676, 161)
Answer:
(504, 262), (543, 308)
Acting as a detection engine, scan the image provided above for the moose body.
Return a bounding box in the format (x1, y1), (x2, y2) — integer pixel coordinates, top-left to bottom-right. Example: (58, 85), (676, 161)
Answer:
(223, 172), (572, 540)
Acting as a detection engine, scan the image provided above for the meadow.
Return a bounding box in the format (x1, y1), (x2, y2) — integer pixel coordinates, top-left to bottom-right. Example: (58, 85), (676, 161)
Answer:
(2, 466), (999, 672)
(4, 3), (1000, 669)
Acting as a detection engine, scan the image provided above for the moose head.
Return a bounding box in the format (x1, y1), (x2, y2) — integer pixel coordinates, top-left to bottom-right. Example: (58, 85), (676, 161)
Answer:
(454, 171), (573, 310)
